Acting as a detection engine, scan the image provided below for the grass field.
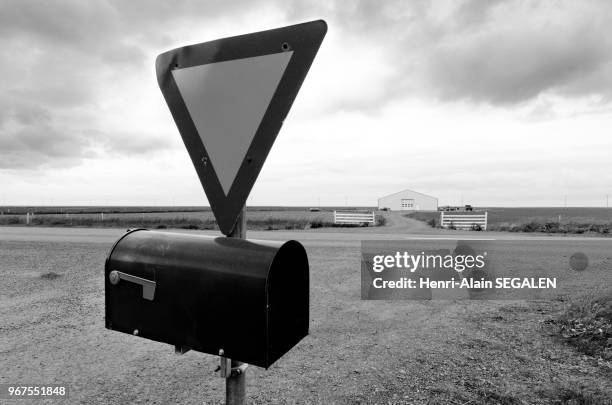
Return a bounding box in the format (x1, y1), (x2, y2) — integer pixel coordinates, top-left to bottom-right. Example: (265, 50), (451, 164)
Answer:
(484, 207), (612, 225)
(0, 206), (377, 215)
(0, 207), (384, 230)
(407, 207), (612, 234)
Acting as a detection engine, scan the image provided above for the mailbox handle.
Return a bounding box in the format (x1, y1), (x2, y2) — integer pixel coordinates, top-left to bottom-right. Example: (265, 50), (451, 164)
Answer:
(109, 270), (156, 301)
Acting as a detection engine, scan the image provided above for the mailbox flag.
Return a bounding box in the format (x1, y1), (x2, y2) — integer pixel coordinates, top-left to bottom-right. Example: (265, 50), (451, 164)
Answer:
(156, 20), (327, 235)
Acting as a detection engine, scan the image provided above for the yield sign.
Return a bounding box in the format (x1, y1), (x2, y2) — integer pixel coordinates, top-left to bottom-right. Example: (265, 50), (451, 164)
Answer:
(156, 20), (327, 235)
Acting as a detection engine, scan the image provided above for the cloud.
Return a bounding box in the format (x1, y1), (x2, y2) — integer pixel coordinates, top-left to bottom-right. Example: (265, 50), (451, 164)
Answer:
(98, 130), (175, 156)
(0, 1), (244, 57)
(423, 1), (612, 105)
(0, 127), (93, 170)
(278, 0), (612, 109)
(0, 0), (234, 170)
(0, 101), (88, 168)
(0, 98), (173, 168)
(2, 0), (612, 173)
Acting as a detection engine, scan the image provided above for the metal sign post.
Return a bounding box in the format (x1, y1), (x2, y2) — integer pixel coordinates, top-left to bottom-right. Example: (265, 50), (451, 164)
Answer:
(225, 206), (247, 404)
(152, 20), (326, 405)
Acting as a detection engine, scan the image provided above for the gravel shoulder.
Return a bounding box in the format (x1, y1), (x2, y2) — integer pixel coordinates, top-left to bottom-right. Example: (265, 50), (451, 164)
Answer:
(1, 226), (610, 404)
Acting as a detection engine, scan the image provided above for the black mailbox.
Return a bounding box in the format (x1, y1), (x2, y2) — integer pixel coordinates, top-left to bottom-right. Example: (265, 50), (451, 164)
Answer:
(104, 229), (309, 368)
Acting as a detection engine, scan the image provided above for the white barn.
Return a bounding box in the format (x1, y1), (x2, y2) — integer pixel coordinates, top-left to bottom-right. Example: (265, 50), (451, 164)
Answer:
(378, 189), (438, 211)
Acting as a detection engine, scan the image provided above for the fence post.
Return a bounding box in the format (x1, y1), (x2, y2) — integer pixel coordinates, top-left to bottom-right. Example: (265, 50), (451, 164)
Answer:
(484, 212), (488, 230)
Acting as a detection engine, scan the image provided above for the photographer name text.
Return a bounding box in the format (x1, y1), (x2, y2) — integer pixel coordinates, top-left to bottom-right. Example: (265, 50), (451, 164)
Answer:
(372, 277), (556, 289)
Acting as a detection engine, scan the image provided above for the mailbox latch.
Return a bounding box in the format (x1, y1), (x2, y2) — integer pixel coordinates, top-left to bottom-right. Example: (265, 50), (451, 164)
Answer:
(109, 270), (156, 300)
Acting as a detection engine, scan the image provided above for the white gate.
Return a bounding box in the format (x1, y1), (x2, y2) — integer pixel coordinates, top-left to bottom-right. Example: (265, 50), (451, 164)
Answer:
(440, 212), (488, 230)
(333, 211), (375, 225)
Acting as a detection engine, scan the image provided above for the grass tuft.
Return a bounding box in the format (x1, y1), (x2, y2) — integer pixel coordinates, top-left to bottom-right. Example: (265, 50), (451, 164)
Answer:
(543, 289), (612, 360)
(491, 221), (611, 234)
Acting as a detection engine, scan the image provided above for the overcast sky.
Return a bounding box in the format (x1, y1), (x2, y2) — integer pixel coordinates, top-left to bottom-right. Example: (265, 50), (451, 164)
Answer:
(1, 0), (611, 207)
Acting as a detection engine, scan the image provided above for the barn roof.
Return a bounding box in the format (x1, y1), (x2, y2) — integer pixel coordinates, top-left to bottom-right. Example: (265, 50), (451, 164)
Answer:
(378, 188), (438, 201)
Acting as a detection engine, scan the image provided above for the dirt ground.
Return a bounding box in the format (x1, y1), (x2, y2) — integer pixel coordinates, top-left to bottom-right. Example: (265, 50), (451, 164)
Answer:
(1, 214), (611, 404)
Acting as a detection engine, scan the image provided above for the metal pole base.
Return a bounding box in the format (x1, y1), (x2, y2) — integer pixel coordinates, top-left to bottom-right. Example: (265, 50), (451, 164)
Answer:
(226, 360), (246, 405)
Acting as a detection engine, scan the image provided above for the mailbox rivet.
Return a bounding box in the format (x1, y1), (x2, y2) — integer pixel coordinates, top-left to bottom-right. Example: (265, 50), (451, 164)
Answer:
(133, 329), (139, 336)
(109, 270), (120, 285)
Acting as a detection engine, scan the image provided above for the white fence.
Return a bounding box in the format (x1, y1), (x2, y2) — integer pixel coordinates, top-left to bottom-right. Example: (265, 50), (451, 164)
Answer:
(333, 211), (375, 225)
(440, 212), (488, 230)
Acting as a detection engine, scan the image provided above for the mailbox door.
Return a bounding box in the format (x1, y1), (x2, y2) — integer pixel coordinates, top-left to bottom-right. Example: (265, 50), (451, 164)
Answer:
(266, 240), (309, 366)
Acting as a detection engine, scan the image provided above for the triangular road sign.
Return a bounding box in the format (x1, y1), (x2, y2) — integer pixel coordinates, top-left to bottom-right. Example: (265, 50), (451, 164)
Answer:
(156, 20), (327, 235)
